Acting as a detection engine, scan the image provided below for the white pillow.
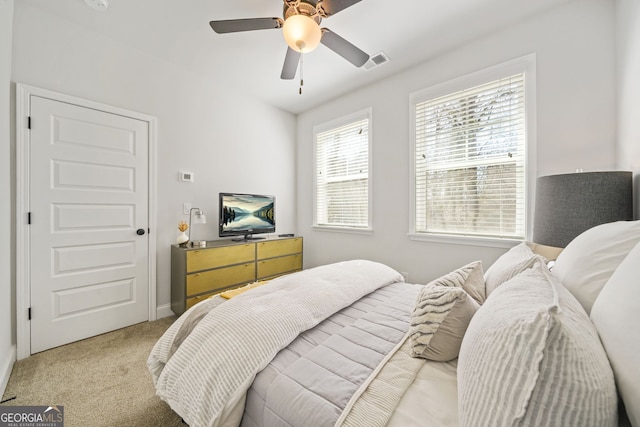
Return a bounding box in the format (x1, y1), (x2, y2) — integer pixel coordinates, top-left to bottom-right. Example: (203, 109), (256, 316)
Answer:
(483, 242), (546, 296)
(458, 263), (617, 427)
(552, 220), (640, 314)
(591, 241), (640, 427)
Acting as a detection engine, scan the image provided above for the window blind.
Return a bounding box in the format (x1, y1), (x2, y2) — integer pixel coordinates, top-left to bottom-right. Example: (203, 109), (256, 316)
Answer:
(315, 115), (370, 228)
(414, 73), (526, 239)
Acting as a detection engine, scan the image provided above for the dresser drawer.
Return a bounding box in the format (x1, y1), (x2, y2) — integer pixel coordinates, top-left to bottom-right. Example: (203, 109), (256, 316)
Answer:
(257, 253), (302, 279)
(186, 263), (255, 296)
(187, 244), (254, 272)
(257, 238), (302, 259)
(172, 237), (303, 316)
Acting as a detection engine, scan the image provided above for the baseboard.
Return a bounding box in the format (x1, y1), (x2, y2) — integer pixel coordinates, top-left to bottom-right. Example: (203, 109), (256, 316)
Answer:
(156, 304), (175, 319)
(0, 344), (16, 399)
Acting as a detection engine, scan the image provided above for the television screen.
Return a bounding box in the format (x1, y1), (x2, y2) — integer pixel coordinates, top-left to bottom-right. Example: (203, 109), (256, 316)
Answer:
(219, 193), (275, 240)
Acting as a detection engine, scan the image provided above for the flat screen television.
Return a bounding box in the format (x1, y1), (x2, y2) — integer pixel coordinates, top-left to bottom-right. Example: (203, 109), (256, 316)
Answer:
(219, 193), (275, 241)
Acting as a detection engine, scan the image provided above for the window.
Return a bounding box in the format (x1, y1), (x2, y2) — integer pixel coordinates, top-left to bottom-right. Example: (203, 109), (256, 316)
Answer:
(314, 109), (371, 231)
(411, 57), (534, 242)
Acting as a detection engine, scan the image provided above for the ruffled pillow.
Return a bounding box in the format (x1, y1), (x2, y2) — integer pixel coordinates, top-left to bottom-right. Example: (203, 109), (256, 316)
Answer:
(426, 260), (485, 304)
(409, 263), (482, 362)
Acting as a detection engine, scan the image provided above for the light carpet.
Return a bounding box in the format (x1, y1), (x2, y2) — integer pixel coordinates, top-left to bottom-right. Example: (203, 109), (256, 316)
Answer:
(1, 317), (184, 427)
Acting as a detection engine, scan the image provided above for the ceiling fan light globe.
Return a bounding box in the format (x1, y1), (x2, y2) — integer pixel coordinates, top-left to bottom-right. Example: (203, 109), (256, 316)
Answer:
(283, 15), (321, 53)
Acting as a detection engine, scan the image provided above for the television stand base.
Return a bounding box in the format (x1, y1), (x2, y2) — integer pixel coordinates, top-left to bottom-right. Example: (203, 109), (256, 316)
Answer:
(231, 235), (266, 242)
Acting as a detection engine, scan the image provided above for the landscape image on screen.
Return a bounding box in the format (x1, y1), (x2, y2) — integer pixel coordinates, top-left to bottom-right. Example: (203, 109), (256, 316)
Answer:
(221, 194), (275, 232)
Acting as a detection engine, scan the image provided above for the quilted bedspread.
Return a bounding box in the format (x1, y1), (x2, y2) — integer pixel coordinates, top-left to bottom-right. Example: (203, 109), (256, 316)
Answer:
(148, 260), (404, 427)
(242, 281), (421, 427)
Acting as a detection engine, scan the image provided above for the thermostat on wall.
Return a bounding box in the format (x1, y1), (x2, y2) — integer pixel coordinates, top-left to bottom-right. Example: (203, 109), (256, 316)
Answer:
(178, 171), (194, 183)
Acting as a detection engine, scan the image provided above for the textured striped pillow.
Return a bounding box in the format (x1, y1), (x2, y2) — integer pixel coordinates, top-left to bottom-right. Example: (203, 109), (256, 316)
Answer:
(426, 260), (485, 304)
(409, 284), (479, 362)
(458, 262), (617, 427)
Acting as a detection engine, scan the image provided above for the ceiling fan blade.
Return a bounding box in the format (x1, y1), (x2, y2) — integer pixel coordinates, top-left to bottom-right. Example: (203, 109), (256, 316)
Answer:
(317, 0), (362, 17)
(321, 29), (369, 67)
(281, 48), (301, 80)
(209, 18), (283, 34)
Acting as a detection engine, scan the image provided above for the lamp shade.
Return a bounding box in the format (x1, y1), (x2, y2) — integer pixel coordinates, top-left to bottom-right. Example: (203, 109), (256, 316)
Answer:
(532, 171), (633, 248)
(282, 15), (322, 52)
(194, 211), (206, 224)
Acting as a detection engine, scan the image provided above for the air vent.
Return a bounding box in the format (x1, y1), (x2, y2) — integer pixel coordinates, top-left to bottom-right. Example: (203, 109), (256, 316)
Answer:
(364, 52), (390, 70)
(84, 0), (109, 12)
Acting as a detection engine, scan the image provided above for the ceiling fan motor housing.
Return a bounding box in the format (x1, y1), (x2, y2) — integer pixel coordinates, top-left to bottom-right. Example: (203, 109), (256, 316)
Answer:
(284, 1), (323, 24)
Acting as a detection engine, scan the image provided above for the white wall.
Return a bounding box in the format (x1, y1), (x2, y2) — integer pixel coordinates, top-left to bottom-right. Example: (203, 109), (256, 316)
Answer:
(1, 0), (15, 397)
(296, 0), (616, 284)
(616, 0), (640, 217)
(10, 3), (297, 317)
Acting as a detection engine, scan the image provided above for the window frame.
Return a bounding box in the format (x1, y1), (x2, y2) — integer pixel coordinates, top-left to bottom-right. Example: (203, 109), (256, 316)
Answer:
(313, 108), (373, 234)
(409, 55), (537, 248)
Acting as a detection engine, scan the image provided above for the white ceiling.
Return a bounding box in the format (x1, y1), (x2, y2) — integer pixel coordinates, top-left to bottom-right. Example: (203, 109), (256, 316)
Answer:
(24, 0), (572, 114)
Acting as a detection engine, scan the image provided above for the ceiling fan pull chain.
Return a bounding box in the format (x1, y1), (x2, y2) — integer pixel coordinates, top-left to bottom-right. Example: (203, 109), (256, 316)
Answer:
(299, 50), (304, 95)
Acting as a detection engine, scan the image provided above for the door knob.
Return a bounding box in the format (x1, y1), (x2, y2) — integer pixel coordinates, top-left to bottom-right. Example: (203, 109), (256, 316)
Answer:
(136, 228), (146, 236)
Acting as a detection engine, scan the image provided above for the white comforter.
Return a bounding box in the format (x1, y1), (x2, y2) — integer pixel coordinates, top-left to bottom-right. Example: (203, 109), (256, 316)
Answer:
(148, 260), (403, 427)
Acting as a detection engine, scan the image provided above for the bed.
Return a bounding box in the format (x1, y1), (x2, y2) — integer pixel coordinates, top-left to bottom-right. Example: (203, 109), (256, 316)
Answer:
(148, 220), (640, 427)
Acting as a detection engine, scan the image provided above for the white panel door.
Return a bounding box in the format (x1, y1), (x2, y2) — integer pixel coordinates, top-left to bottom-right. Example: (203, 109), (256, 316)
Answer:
(29, 95), (149, 354)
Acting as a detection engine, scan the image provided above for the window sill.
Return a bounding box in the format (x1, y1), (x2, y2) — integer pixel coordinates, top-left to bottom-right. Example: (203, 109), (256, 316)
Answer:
(313, 225), (373, 236)
(408, 232), (522, 248)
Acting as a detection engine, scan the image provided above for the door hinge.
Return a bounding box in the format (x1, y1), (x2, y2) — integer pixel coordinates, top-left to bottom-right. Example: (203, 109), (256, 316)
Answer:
(27, 116), (31, 129)
(28, 307), (31, 320)
(27, 212), (31, 225)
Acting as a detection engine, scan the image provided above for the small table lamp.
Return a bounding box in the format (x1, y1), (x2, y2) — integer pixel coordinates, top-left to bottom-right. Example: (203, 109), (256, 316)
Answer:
(189, 208), (207, 247)
(532, 171), (633, 249)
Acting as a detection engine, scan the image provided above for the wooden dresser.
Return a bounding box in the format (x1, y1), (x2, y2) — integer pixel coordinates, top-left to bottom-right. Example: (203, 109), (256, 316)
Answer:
(171, 236), (303, 315)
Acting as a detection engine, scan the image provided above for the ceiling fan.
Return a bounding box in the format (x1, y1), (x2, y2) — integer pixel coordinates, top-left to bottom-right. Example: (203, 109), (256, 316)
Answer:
(209, 0), (370, 82)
